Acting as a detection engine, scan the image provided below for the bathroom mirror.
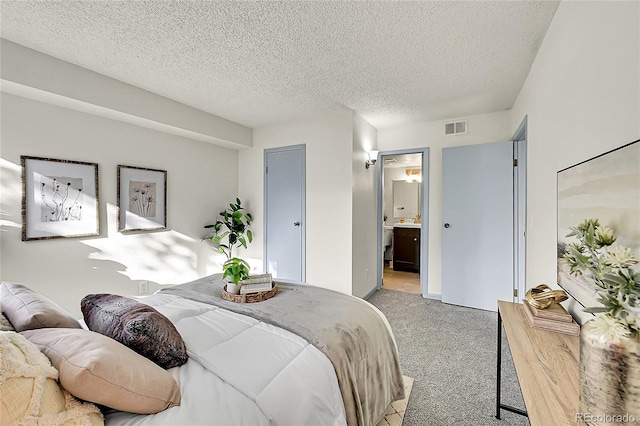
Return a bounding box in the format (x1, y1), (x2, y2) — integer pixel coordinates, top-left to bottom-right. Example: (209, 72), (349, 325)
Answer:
(393, 180), (420, 219)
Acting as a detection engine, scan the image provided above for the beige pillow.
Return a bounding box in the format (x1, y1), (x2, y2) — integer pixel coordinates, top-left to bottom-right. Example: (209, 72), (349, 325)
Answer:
(21, 328), (181, 414)
(0, 281), (81, 331)
(0, 331), (103, 425)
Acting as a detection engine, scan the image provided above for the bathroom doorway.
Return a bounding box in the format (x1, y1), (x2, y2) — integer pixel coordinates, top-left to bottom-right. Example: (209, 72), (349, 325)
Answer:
(376, 148), (429, 297)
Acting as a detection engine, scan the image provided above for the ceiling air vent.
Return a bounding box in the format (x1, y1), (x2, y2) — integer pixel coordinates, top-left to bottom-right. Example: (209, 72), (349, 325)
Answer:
(444, 120), (468, 135)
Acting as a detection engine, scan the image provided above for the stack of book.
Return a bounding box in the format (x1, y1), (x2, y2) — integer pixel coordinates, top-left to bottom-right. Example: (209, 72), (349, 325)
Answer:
(521, 299), (580, 336)
(240, 273), (273, 295)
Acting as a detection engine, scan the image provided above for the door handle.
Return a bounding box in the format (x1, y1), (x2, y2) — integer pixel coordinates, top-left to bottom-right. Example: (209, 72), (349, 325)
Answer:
(444, 223), (450, 228)
(294, 221), (301, 227)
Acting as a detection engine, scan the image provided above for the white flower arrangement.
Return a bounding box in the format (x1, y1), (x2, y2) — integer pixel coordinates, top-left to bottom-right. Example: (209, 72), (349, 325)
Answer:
(589, 315), (632, 342)
(563, 218), (640, 337)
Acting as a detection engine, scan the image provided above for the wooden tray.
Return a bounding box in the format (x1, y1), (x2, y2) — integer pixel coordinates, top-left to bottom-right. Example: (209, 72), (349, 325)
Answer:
(222, 283), (277, 303)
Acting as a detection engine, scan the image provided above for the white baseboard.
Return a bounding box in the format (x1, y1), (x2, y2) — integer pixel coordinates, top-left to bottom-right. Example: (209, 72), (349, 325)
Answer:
(362, 286), (378, 300)
(426, 293), (442, 301)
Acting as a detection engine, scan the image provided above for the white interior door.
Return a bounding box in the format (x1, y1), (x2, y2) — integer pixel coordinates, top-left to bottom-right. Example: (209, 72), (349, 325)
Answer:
(264, 145), (305, 282)
(441, 141), (514, 312)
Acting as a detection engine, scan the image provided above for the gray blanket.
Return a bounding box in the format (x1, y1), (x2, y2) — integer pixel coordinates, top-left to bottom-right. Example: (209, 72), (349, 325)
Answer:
(160, 275), (405, 426)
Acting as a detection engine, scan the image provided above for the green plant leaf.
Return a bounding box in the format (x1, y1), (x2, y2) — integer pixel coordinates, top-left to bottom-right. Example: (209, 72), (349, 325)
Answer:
(204, 198), (253, 262)
(584, 306), (610, 314)
(222, 257), (250, 284)
(601, 273), (628, 287)
(238, 237), (247, 249)
(213, 231), (229, 244)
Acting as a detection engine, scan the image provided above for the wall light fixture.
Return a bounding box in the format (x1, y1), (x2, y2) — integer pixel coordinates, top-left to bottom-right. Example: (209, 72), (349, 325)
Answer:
(365, 150), (379, 169)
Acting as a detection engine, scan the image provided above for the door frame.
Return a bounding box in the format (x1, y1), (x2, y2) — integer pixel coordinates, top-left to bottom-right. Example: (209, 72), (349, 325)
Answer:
(376, 148), (430, 297)
(263, 144), (306, 283)
(512, 116), (528, 302)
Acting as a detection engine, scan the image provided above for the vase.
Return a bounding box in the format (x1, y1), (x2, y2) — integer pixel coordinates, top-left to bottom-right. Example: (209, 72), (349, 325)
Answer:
(225, 283), (240, 295)
(580, 320), (640, 424)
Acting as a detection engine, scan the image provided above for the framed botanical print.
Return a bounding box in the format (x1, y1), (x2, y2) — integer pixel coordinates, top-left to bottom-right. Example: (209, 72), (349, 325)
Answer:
(117, 165), (167, 232)
(21, 156), (100, 241)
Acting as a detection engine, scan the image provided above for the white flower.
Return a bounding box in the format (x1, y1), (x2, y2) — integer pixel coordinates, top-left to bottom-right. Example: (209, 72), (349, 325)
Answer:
(590, 315), (631, 341)
(595, 226), (616, 247)
(604, 246), (638, 269)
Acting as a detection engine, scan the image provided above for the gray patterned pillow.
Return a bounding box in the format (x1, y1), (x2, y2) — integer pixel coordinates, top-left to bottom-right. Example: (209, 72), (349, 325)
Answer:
(1, 282), (81, 332)
(81, 294), (188, 369)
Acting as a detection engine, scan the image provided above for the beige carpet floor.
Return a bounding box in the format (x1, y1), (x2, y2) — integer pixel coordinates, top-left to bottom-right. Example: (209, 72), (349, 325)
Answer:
(378, 376), (414, 426)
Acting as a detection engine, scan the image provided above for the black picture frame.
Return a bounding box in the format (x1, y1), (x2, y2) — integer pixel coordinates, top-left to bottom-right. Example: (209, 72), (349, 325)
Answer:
(21, 155), (100, 241)
(117, 165), (167, 233)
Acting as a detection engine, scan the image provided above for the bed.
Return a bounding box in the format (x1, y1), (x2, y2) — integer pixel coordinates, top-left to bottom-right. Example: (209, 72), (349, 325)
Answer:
(1, 276), (405, 426)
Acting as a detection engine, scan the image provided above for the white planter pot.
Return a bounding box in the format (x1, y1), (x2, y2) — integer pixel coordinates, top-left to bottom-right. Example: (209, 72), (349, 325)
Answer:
(580, 320), (640, 423)
(226, 283), (240, 295)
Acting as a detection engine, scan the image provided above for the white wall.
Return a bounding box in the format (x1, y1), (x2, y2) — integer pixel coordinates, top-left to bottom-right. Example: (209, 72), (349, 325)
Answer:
(1, 39), (252, 149)
(238, 110), (355, 294)
(1, 94), (240, 317)
(510, 1), (640, 322)
(378, 110), (512, 296)
(0, 41), (251, 317)
(351, 113), (378, 298)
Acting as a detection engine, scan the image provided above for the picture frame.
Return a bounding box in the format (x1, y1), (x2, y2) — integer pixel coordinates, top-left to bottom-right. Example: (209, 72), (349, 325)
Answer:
(557, 139), (640, 309)
(21, 156), (100, 241)
(117, 165), (167, 233)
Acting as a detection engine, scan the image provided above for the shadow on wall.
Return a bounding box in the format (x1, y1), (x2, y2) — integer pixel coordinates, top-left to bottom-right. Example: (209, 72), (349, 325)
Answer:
(83, 220), (221, 285)
(0, 158), (226, 316)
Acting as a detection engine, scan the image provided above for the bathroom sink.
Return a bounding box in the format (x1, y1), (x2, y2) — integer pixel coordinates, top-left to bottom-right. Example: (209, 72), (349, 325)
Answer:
(393, 223), (421, 228)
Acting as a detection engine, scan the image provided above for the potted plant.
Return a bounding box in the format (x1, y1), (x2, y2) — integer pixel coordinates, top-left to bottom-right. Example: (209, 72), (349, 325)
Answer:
(562, 218), (639, 418)
(204, 198), (253, 294)
(221, 258), (250, 293)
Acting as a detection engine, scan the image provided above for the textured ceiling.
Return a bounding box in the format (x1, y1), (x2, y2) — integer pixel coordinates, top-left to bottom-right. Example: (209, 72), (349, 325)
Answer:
(0, 1), (559, 129)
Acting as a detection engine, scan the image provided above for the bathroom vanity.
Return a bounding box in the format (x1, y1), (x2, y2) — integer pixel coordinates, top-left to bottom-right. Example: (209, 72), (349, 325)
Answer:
(393, 224), (420, 272)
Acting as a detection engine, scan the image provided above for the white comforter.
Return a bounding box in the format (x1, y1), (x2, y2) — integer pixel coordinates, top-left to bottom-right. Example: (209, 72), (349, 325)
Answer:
(105, 293), (347, 426)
